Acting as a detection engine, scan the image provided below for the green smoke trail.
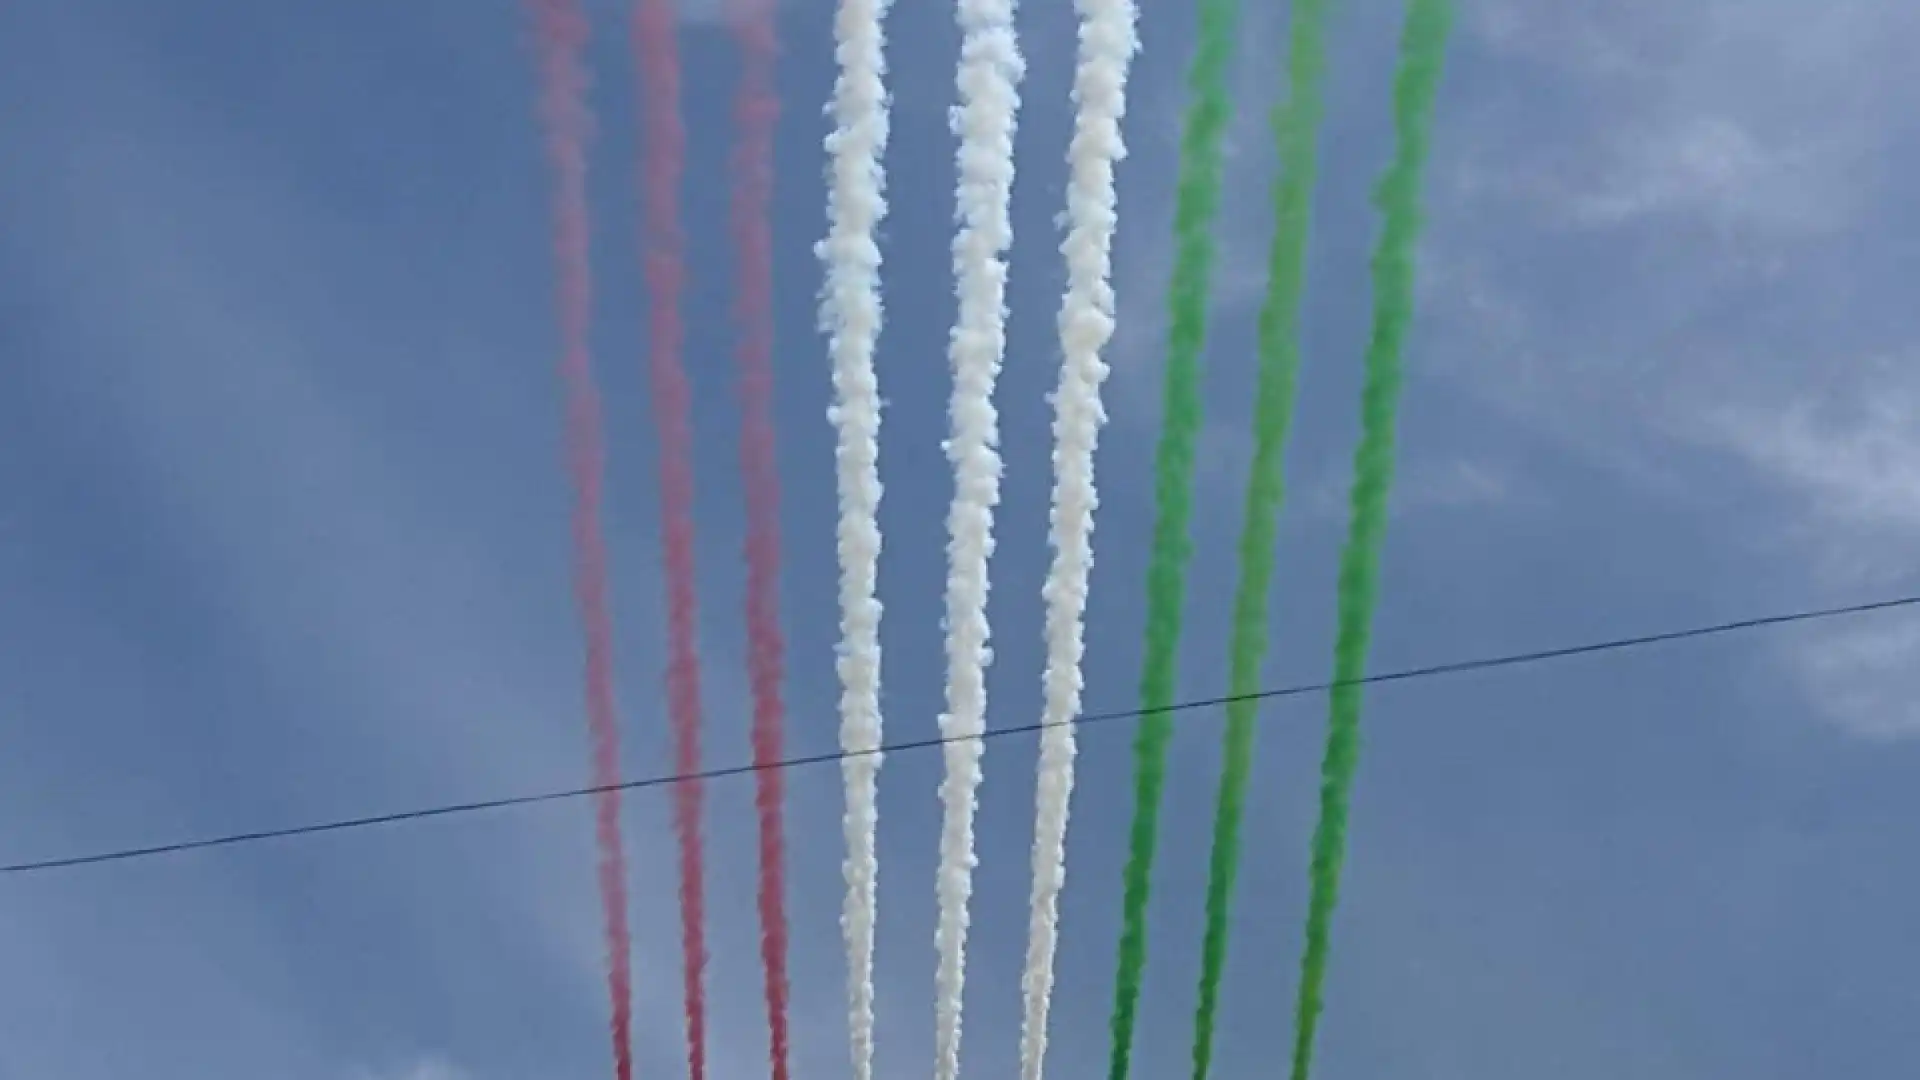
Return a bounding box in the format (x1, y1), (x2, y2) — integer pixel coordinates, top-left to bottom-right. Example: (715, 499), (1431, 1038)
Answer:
(1186, 2), (1334, 1078)
(1105, 0), (1240, 1076)
(1289, 3), (1453, 1079)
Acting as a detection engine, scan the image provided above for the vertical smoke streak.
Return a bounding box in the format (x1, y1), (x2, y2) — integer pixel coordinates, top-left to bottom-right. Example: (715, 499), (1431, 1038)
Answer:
(1188, 2), (1333, 1077)
(1288, 4), (1453, 1079)
(934, 0), (1024, 1075)
(523, 3), (635, 1077)
(630, 0), (711, 1075)
(1105, 0), (1239, 1075)
(816, 0), (893, 1073)
(726, 0), (792, 1075)
(1018, 0), (1137, 1076)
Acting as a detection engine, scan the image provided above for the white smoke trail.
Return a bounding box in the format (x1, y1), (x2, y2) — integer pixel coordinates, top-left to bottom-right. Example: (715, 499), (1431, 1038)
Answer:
(1017, 0), (1137, 1076)
(933, 0), (1024, 1077)
(816, 0), (892, 1075)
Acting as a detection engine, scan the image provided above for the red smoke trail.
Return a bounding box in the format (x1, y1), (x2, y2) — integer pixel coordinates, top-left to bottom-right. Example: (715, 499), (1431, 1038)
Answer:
(630, 1), (710, 1077)
(525, 3), (634, 1079)
(726, 0), (792, 1075)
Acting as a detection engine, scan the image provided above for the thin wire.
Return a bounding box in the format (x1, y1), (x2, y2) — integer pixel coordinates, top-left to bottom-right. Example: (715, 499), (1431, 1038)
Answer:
(4, 592), (1914, 878)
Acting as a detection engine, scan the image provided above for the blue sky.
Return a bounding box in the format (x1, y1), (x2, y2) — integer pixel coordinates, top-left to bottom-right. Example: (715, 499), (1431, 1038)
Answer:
(2, 0), (1917, 1077)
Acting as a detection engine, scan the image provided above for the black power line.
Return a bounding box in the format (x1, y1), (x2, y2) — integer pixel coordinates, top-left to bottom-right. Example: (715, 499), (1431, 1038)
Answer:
(4, 593), (1915, 879)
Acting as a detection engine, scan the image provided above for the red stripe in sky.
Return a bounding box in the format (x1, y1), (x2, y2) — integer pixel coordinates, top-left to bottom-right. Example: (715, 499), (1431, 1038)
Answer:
(631, 1), (710, 1077)
(727, 0), (792, 1075)
(525, 3), (635, 1078)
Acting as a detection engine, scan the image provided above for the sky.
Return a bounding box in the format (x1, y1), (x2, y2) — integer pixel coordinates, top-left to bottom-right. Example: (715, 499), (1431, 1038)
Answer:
(1, 0), (1917, 1077)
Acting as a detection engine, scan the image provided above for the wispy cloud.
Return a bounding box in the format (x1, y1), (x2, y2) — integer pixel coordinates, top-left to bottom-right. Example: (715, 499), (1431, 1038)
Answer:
(1788, 615), (1920, 741)
(1418, 0), (1920, 739)
(0, 6), (760, 1073)
(349, 1060), (472, 1080)
(1102, 0), (1284, 425)
(1695, 360), (1920, 580)
(1290, 455), (1517, 524)
(583, 0), (747, 25)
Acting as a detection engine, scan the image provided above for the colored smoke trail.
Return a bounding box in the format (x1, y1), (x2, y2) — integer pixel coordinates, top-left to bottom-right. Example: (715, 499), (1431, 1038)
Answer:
(934, 0), (1025, 1075)
(816, 0), (893, 1073)
(1189, 2), (1333, 1077)
(523, 3), (635, 1077)
(726, 0), (792, 1075)
(1017, 0), (1137, 1076)
(630, 0), (711, 1075)
(1105, 0), (1239, 1075)
(1288, 4), (1453, 1078)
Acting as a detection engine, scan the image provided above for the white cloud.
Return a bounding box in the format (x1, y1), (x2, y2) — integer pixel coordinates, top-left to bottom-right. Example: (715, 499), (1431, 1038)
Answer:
(583, 0), (765, 25)
(0, 6), (745, 1073)
(1404, 457), (1514, 509)
(1453, 0), (1904, 239)
(1297, 455), (1517, 523)
(1671, 362), (1920, 741)
(1465, 0), (1652, 80)
(1104, 0), (1285, 424)
(1789, 617), (1920, 741)
(1694, 360), (1920, 581)
(349, 1061), (470, 1080)
(1424, 0), (1920, 482)
(1420, 0), (1920, 741)
(1562, 116), (1843, 236)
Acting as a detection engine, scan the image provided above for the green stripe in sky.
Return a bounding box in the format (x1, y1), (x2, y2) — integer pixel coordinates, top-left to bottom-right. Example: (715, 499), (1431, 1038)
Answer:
(1105, 0), (1240, 1075)
(1289, 2), (1454, 1079)
(1188, 1), (1334, 1077)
